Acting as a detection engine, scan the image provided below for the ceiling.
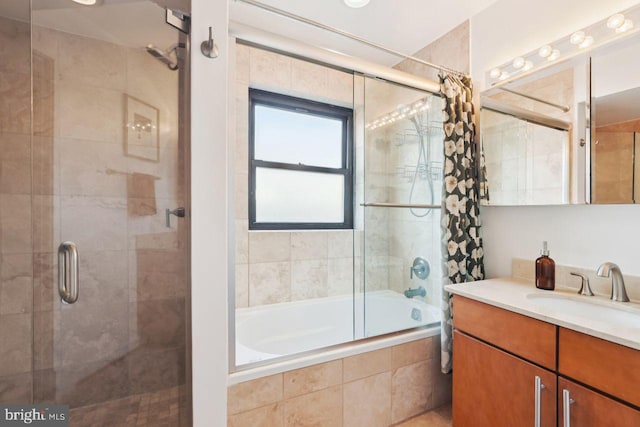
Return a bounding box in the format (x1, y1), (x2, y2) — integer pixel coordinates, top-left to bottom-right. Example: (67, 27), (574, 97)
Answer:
(1, 0), (498, 67)
(229, 0), (499, 66)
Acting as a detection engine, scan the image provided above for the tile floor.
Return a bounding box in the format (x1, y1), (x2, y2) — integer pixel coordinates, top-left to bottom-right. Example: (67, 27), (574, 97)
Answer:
(69, 386), (188, 427)
(394, 404), (452, 427)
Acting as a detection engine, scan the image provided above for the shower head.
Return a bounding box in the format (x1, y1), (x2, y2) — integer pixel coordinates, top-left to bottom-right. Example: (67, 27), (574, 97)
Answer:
(146, 44), (179, 71)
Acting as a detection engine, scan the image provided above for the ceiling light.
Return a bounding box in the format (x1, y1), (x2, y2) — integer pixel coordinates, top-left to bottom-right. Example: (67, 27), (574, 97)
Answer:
(489, 67), (502, 78)
(547, 49), (560, 61)
(72, 0), (98, 4)
(570, 31), (586, 45)
(616, 19), (634, 33)
(343, 0), (370, 8)
(522, 61), (533, 71)
(538, 45), (552, 58)
(512, 57), (525, 69)
(579, 36), (594, 48)
(607, 13), (626, 29)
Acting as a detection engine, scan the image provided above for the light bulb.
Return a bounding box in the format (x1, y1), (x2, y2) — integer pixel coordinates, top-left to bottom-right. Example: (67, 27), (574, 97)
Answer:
(343, 0), (370, 8)
(538, 45), (552, 58)
(489, 68), (502, 78)
(579, 36), (594, 49)
(616, 19), (634, 33)
(72, 0), (98, 4)
(607, 13), (625, 29)
(512, 57), (525, 69)
(499, 71), (509, 81)
(547, 49), (560, 61)
(522, 60), (534, 71)
(570, 31), (586, 45)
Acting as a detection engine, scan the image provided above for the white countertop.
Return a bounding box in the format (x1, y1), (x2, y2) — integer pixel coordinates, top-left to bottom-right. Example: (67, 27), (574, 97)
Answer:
(445, 278), (640, 351)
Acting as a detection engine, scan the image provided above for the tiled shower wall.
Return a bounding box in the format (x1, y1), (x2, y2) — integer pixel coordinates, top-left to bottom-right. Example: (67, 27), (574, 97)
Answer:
(233, 44), (357, 307)
(0, 17), (187, 408)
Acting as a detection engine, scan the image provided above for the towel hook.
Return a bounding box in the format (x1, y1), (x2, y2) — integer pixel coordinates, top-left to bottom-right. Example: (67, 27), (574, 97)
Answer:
(201, 27), (219, 59)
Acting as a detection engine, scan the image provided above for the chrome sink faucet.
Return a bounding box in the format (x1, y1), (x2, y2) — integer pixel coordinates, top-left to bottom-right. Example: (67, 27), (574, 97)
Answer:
(596, 262), (630, 302)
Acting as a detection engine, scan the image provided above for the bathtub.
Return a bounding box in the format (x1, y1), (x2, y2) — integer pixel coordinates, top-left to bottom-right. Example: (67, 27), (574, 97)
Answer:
(234, 290), (441, 368)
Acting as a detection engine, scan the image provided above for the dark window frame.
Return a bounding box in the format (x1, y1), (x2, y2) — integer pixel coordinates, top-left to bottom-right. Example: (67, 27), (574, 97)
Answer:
(248, 88), (354, 230)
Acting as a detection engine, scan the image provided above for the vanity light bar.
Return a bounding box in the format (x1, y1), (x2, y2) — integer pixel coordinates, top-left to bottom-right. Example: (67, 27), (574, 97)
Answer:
(487, 4), (640, 86)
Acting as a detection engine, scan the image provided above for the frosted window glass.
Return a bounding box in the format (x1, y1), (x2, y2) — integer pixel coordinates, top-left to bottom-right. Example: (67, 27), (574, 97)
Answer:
(254, 105), (343, 168)
(255, 168), (345, 223)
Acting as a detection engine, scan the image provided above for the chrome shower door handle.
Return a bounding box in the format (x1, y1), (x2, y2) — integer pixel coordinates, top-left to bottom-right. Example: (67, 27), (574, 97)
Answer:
(58, 241), (79, 304)
(534, 375), (545, 427)
(563, 389), (575, 427)
(166, 207), (185, 228)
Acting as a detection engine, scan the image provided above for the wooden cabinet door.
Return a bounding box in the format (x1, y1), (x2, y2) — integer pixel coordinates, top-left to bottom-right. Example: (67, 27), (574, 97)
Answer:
(453, 330), (556, 427)
(558, 377), (640, 427)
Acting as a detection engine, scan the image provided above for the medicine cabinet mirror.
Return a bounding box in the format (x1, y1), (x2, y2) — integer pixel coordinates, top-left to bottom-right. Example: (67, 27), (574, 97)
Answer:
(479, 31), (640, 206)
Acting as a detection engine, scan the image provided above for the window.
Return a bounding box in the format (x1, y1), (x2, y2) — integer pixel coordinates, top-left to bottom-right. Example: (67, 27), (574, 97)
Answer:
(249, 89), (354, 230)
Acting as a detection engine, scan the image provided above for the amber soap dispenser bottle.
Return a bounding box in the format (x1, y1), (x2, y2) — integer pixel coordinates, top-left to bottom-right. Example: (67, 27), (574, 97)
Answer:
(535, 241), (555, 290)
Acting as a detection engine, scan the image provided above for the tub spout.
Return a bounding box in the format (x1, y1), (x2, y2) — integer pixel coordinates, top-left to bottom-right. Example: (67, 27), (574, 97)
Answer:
(404, 286), (426, 298)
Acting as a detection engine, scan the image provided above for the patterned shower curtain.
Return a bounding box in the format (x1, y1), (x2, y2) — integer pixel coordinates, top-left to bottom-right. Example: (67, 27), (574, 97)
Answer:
(439, 74), (485, 374)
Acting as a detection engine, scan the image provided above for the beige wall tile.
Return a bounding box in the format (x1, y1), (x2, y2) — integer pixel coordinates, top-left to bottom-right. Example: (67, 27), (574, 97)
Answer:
(0, 132), (30, 194)
(343, 348), (391, 383)
(56, 83), (123, 144)
(250, 232), (290, 263)
(328, 231), (354, 259)
(57, 32), (126, 90)
(0, 253), (32, 315)
(250, 48), (291, 91)
(234, 173), (249, 220)
(391, 338), (434, 370)
(328, 258), (353, 296)
(59, 138), (127, 197)
(0, 313), (31, 376)
(290, 232), (328, 260)
(235, 264), (249, 308)
(235, 219), (249, 264)
(60, 196), (127, 252)
(290, 59), (328, 100)
(0, 72), (30, 134)
(291, 260), (328, 301)
(325, 69), (354, 106)
(284, 385), (343, 427)
(249, 262), (291, 306)
(228, 374), (283, 415)
(391, 360), (434, 424)
(236, 44), (250, 85)
(228, 403), (283, 427)
(343, 372), (391, 427)
(0, 17), (31, 75)
(283, 360), (342, 399)
(0, 372), (31, 405)
(0, 194), (31, 254)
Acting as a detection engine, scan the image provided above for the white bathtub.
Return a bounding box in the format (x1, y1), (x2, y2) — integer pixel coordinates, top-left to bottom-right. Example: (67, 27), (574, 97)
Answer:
(235, 290), (441, 367)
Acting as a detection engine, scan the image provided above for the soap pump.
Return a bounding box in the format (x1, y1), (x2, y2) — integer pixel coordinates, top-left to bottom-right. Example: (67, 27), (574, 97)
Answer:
(535, 241), (555, 291)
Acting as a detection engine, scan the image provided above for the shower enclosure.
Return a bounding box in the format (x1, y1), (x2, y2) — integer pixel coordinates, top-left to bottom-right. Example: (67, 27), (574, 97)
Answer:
(231, 45), (444, 368)
(0, 1), (191, 425)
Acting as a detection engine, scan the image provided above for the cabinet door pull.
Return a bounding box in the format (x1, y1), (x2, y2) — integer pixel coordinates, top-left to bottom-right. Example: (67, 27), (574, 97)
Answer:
(534, 375), (545, 427)
(563, 389), (575, 427)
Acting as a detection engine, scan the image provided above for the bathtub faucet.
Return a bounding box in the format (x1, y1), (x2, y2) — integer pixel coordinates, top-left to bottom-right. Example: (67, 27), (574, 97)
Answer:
(404, 286), (426, 299)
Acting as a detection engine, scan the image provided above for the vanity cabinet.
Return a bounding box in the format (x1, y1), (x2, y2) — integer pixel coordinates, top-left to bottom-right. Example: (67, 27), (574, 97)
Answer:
(452, 296), (640, 427)
(558, 377), (640, 426)
(453, 331), (556, 427)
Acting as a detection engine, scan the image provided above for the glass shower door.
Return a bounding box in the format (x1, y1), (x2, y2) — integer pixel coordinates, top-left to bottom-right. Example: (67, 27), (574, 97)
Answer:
(361, 76), (443, 338)
(28, 1), (189, 425)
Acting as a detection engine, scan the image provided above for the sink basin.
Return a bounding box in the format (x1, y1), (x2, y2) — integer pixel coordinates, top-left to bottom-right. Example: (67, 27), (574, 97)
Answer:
(526, 293), (640, 327)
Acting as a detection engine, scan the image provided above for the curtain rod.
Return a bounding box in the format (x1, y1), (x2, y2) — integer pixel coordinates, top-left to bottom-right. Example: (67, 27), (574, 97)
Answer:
(234, 0), (468, 79)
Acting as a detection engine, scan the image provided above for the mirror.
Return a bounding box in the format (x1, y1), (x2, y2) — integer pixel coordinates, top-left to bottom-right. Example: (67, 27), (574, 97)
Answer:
(591, 32), (640, 204)
(479, 59), (589, 206)
(480, 29), (640, 206)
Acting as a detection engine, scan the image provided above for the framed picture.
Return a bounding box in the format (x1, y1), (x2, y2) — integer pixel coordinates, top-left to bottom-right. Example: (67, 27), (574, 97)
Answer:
(125, 94), (160, 162)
